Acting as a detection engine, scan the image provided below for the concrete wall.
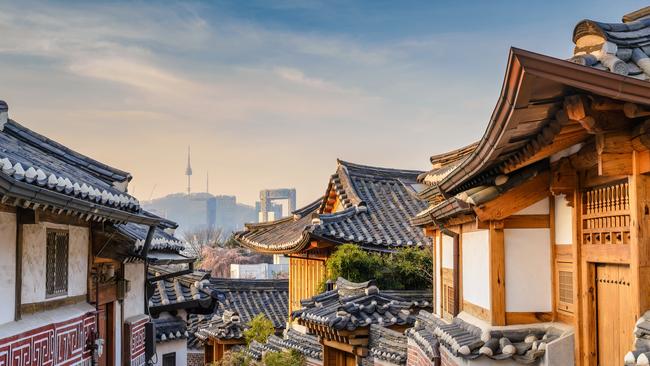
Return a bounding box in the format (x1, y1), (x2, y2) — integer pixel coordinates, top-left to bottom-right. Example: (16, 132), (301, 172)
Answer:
(21, 222), (88, 304)
(0, 212), (16, 325)
(504, 229), (552, 312)
(124, 262), (145, 319)
(461, 230), (490, 310)
(554, 195), (573, 245)
(155, 339), (187, 366)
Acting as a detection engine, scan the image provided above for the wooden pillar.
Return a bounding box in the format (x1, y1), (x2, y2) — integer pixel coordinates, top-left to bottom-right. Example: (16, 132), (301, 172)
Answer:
(489, 220), (506, 325)
(630, 150), (650, 316)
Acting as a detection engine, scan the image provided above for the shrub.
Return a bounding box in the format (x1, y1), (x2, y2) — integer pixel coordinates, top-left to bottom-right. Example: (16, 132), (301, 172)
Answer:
(215, 349), (260, 366)
(243, 313), (275, 345)
(263, 349), (305, 366)
(324, 243), (432, 290)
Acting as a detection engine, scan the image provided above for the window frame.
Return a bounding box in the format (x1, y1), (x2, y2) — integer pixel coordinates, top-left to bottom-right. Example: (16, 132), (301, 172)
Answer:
(45, 229), (69, 298)
(162, 352), (176, 366)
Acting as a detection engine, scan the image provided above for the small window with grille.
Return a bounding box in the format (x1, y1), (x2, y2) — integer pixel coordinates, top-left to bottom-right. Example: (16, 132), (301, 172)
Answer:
(556, 261), (574, 314)
(46, 230), (69, 297)
(162, 353), (176, 366)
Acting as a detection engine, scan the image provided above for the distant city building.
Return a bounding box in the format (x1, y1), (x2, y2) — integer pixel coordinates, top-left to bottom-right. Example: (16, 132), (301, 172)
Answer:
(229, 263), (289, 279)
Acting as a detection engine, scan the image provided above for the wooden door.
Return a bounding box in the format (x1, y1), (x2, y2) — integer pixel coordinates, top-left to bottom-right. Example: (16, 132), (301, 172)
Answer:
(596, 264), (634, 366)
(97, 304), (107, 366)
(324, 346), (357, 366)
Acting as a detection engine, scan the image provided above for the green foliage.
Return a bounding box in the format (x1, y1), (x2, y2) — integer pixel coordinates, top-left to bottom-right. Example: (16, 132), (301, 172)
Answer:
(243, 313), (275, 345)
(215, 349), (260, 366)
(263, 349), (305, 366)
(324, 243), (432, 290)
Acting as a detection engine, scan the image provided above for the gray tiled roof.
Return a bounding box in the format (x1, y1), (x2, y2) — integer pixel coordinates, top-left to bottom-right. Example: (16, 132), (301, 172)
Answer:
(195, 279), (288, 341)
(247, 329), (323, 361)
(368, 325), (408, 365)
(0, 119), (142, 215)
(571, 8), (650, 80)
(153, 316), (189, 343)
(236, 160), (431, 253)
(291, 278), (425, 331)
(411, 311), (556, 364)
(148, 268), (215, 315)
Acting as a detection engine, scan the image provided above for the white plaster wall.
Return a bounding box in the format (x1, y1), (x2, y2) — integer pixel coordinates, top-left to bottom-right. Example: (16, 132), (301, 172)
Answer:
(514, 198), (549, 215)
(461, 230), (490, 310)
(555, 195), (573, 245)
(0, 212), (16, 325)
(124, 262), (145, 319)
(154, 339), (187, 366)
(442, 235), (454, 269)
(505, 229), (552, 312)
(22, 222), (88, 304)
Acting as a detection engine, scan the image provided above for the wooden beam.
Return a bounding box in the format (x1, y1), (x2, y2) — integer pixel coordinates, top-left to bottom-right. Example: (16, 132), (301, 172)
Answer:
(473, 171), (550, 221)
(596, 131), (633, 176)
(505, 312), (553, 325)
(489, 221), (506, 326)
(503, 214), (550, 228)
(502, 129), (587, 174)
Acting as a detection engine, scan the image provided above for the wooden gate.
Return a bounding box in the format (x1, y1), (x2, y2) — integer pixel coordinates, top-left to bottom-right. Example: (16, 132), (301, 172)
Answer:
(596, 264), (634, 366)
(324, 346), (357, 366)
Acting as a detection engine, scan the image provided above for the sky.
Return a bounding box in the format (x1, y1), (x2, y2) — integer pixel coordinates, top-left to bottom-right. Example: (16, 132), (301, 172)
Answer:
(0, 0), (646, 207)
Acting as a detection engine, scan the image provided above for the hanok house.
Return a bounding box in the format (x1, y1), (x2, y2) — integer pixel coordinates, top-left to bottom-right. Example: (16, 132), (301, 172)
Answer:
(246, 327), (323, 366)
(195, 278), (288, 364)
(147, 267), (217, 366)
(291, 278), (431, 366)
(410, 6), (650, 366)
(0, 101), (162, 366)
(235, 160), (431, 313)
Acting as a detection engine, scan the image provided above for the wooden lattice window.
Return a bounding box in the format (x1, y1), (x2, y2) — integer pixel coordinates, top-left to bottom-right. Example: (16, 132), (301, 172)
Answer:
(46, 230), (68, 297)
(556, 261), (574, 314)
(442, 268), (454, 320)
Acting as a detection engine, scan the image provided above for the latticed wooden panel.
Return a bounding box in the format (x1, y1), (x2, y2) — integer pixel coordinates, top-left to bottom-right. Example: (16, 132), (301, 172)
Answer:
(46, 230), (69, 297)
(556, 261), (574, 314)
(582, 181), (630, 245)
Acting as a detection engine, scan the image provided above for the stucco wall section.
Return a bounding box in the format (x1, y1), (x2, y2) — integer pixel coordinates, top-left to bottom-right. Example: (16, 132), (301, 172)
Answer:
(124, 262), (145, 319)
(461, 230), (490, 310)
(155, 339), (187, 366)
(504, 229), (552, 312)
(514, 198), (549, 215)
(554, 195), (573, 245)
(442, 235), (454, 269)
(0, 212), (16, 325)
(22, 222), (89, 304)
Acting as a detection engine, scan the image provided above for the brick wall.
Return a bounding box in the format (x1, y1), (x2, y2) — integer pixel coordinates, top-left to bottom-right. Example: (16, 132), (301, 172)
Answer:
(407, 339), (434, 366)
(187, 351), (204, 366)
(439, 347), (460, 366)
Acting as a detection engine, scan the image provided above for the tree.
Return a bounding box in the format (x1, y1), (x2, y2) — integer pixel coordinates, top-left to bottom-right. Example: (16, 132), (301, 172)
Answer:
(182, 226), (225, 263)
(243, 313), (275, 345)
(200, 246), (271, 277)
(322, 243), (433, 290)
(213, 348), (260, 366)
(263, 350), (304, 366)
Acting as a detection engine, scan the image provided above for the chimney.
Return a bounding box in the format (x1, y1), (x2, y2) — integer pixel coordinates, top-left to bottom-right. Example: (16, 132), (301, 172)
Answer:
(0, 101), (7, 130)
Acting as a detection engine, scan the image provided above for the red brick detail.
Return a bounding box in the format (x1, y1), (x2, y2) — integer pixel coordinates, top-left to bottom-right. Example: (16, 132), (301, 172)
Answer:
(440, 347), (460, 366)
(0, 311), (96, 366)
(407, 340), (435, 366)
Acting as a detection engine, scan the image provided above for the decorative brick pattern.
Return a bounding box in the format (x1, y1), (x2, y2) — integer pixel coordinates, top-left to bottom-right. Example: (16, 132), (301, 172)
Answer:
(439, 347), (460, 366)
(0, 311), (95, 366)
(187, 351), (204, 366)
(126, 316), (149, 366)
